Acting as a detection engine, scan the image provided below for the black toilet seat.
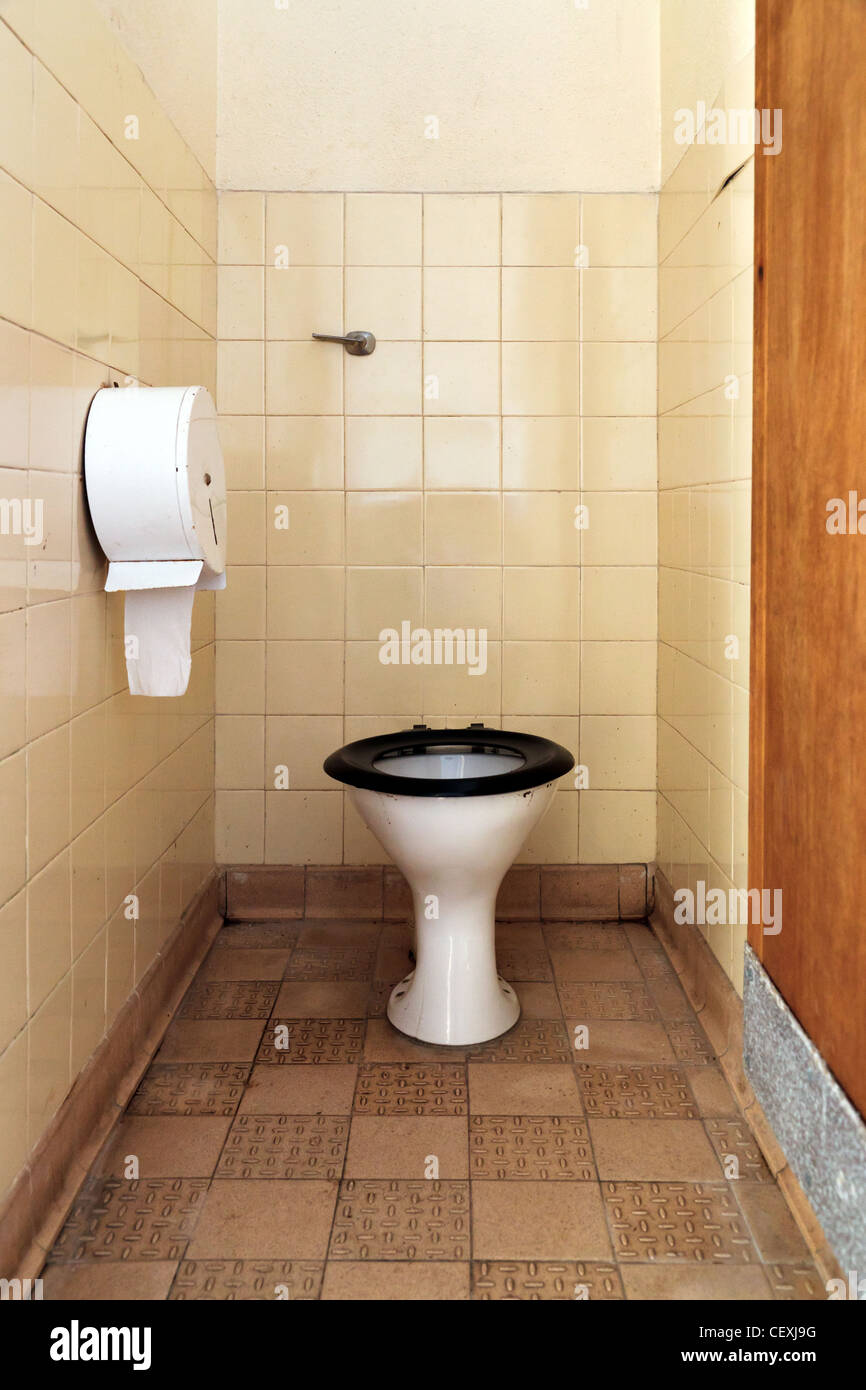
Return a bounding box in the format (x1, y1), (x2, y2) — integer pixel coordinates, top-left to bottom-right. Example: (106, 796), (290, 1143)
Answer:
(323, 724), (575, 798)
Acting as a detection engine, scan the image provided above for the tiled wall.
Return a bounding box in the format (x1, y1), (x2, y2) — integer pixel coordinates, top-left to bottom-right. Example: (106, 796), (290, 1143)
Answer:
(656, 45), (755, 993)
(215, 191), (658, 868)
(0, 2), (216, 1200)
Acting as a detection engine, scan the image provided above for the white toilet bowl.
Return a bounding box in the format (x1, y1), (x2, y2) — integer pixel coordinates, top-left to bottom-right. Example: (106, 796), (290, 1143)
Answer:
(324, 725), (574, 1045)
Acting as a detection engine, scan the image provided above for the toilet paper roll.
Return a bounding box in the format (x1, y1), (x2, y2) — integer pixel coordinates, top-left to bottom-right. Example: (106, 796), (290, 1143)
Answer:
(124, 586), (197, 697)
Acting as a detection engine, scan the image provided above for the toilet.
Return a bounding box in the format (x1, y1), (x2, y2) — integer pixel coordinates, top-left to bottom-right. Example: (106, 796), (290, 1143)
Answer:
(323, 724), (574, 1045)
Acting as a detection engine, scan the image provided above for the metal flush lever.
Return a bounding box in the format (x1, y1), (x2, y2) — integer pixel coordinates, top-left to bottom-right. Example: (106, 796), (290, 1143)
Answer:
(311, 330), (376, 356)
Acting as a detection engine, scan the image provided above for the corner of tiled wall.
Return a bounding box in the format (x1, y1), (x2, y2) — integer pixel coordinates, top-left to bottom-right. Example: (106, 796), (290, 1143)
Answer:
(0, 2), (216, 1203)
(656, 41), (755, 996)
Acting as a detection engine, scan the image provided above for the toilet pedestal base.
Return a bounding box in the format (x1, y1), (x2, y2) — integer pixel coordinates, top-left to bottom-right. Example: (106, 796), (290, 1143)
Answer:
(386, 896), (521, 1046)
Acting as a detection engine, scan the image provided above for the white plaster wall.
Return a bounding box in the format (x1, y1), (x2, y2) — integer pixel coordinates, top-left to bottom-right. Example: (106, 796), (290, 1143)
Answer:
(94, 0), (217, 179)
(659, 0), (755, 182)
(216, 0), (660, 192)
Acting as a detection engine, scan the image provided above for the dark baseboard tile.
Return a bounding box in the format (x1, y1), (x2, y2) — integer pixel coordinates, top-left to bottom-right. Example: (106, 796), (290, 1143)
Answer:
(0, 870), (223, 1282)
(223, 863), (653, 923)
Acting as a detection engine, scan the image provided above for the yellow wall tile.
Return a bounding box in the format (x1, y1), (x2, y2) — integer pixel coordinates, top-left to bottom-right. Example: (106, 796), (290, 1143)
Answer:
(423, 195), (500, 267)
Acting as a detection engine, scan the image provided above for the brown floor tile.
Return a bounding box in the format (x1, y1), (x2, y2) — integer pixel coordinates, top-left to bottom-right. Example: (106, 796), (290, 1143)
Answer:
(322, 1261), (470, 1299)
(665, 1018), (716, 1063)
(623, 921), (658, 952)
(645, 973), (693, 1019)
(513, 982), (562, 1017)
(41, 1260), (179, 1300)
(472, 1259), (623, 1300)
(93, 1116), (231, 1179)
(297, 920), (383, 948)
(578, 1064), (698, 1120)
(621, 1264), (772, 1300)
(469, 1116), (595, 1180)
(216, 1114), (349, 1179)
(550, 949), (642, 982)
(638, 951), (679, 980)
(558, 981), (656, 1021)
(603, 1180), (758, 1262)
(171, 1259), (323, 1300)
(49, 1178), (209, 1263)
(157, 1020), (265, 1063)
(255, 1017), (366, 1064)
(344, 1116), (469, 1178)
(467, 1062), (582, 1115)
(329, 1179), (470, 1260)
(273, 981), (371, 1018)
(179, 981), (278, 1020)
(212, 921), (300, 949)
(380, 919), (413, 949)
(239, 1063), (357, 1114)
(684, 1064), (739, 1116)
(187, 1180), (337, 1259)
(570, 1019), (675, 1065)
(465, 1019), (571, 1063)
(363, 1017), (466, 1062)
(705, 1118), (774, 1182)
(734, 1182), (813, 1262)
(543, 922), (628, 951)
(355, 1063), (467, 1116)
(128, 1063), (249, 1117)
(198, 948), (291, 981)
(495, 921), (545, 948)
(765, 1262), (828, 1300)
(375, 944), (414, 980)
(283, 947), (377, 981)
(472, 1180), (611, 1260)
(497, 949), (552, 982)
(590, 1119), (722, 1181)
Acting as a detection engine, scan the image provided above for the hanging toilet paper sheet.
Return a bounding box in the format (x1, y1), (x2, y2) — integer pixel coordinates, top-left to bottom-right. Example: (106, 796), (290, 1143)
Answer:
(124, 585), (197, 697)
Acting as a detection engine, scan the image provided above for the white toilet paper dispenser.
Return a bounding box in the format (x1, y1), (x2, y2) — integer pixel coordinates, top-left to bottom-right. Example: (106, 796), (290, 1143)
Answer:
(84, 385), (227, 696)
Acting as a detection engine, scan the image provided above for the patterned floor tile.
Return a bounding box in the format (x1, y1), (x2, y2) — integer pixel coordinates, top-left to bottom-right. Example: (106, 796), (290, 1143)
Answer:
(497, 949), (553, 982)
(704, 1118), (774, 1182)
(329, 1180), (470, 1260)
(465, 1019), (571, 1063)
(170, 1258), (323, 1300)
(469, 1116), (595, 1180)
(216, 1115), (349, 1179)
(354, 1064), (467, 1115)
(638, 952), (679, 980)
(255, 1018), (366, 1064)
(472, 1259), (624, 1300)
(127, 1063), (250, 1117)
(557, 981), (657, 1021)
(179, 981), (279, 1020)
(765, 1263), (828, 1300)
(283, 947), (377, 981)
(48, 1178), (209, 1263)
(666, 1019), (716, 1064)
(603, 1181), (758, 1262)
(578, 1064), (698, 1119)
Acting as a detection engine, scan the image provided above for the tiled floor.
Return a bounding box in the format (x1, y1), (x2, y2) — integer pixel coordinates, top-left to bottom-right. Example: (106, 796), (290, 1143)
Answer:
(40, 917), (825, 1301)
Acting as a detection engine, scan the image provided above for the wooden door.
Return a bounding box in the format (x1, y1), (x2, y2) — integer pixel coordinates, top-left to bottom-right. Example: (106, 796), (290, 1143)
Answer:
(750, 0), (866, 1115)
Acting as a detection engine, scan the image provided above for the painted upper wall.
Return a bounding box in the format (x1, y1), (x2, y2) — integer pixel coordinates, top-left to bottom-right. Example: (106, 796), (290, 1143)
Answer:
(216, 0), (660, 192)
(93, 0), (217, 180)
(659, 0), (755, 183)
